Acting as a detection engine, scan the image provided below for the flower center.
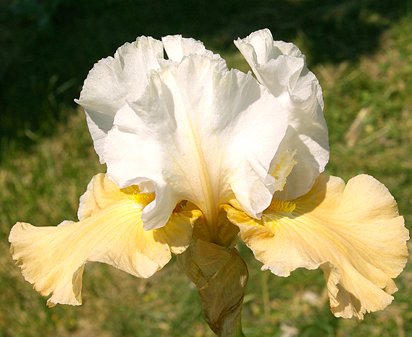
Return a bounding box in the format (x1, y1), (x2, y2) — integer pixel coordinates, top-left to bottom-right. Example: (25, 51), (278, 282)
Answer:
(122, 186), (155, 207)
(267, 199), (296, 213)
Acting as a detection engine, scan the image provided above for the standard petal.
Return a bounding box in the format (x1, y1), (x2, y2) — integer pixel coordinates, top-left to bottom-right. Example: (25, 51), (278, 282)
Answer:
(104, 54), (288, 229)
(162, 35), (226, 70)
(226, 174), (409, 319)
(9, 174), (198, 306)
(76, 37), (164, 162)
(235, 29), (329, 199)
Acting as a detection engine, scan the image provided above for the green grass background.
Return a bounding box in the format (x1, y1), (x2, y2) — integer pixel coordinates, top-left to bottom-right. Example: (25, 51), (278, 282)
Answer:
(1, 1), (411, 336)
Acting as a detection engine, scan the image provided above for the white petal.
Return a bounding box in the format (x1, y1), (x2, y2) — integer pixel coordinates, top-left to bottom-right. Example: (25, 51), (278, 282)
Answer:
(236, 29), (329, 199)
(76, 37), (164, 162)
(162, 35), (226, 71)
(104, 54), (288, 229)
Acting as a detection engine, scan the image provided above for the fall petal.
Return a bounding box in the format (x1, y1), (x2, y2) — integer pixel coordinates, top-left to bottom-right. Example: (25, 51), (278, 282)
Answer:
(77, 173), (126, 220)
(9, 174), (197, 306)
(226, 174), (409, 318)
(154, 209), (201, 254)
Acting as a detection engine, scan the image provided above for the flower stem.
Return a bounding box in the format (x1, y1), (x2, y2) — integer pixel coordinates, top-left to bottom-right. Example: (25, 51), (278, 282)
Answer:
(177, 240), (249, 337)
(217, 311), (245, 337)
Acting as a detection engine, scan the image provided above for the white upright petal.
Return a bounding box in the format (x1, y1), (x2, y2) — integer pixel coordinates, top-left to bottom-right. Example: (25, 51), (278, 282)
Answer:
(76, 37), (164, 162)
(104, 54), (288, 230)
(236, 29), (329, 199)
(162, 35), (226, 70)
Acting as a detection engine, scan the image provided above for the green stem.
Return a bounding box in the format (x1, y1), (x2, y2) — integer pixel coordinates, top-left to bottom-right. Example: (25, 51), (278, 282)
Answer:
(217, 313), (245, 337)
(177, 240), (249, 337)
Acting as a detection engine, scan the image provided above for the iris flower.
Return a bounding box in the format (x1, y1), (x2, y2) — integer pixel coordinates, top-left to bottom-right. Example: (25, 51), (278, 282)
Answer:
(9, 29), (408, 337)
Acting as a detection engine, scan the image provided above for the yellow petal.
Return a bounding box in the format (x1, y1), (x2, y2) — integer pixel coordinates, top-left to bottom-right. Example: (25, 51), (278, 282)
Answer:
(77, 173), (127, 220)
(154, 208), (201, 254)
(226, 173), (409, 319)
(9, 174), (199, 306)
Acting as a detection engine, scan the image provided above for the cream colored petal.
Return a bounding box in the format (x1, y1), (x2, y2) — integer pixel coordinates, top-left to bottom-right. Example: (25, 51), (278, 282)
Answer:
(9, 201), (163, 307)
(77, 173), (126, 220)
(154, 209), (202, 254)
(226, 174), (409, 319)
(9, 174), (198, 306)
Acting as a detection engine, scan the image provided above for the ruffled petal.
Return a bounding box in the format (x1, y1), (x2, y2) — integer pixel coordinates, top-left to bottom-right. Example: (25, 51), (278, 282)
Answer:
(77, 173), (126, 220)
(9, 174), (199, 306)
(76, 37), (164, 162)
(226, 174), (409, 319)
(104, 54), (288, 229)
(162, 35), (226, 70)
(76, 35), (226, 164)
(235, 29), (329, 199)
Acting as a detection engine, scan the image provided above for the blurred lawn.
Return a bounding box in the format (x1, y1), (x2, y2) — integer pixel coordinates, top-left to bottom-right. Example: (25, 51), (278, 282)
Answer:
(1, 1), (411, 336)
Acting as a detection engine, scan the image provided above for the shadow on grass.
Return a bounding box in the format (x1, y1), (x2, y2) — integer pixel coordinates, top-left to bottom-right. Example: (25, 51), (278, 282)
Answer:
(0, 0), (406, 155)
